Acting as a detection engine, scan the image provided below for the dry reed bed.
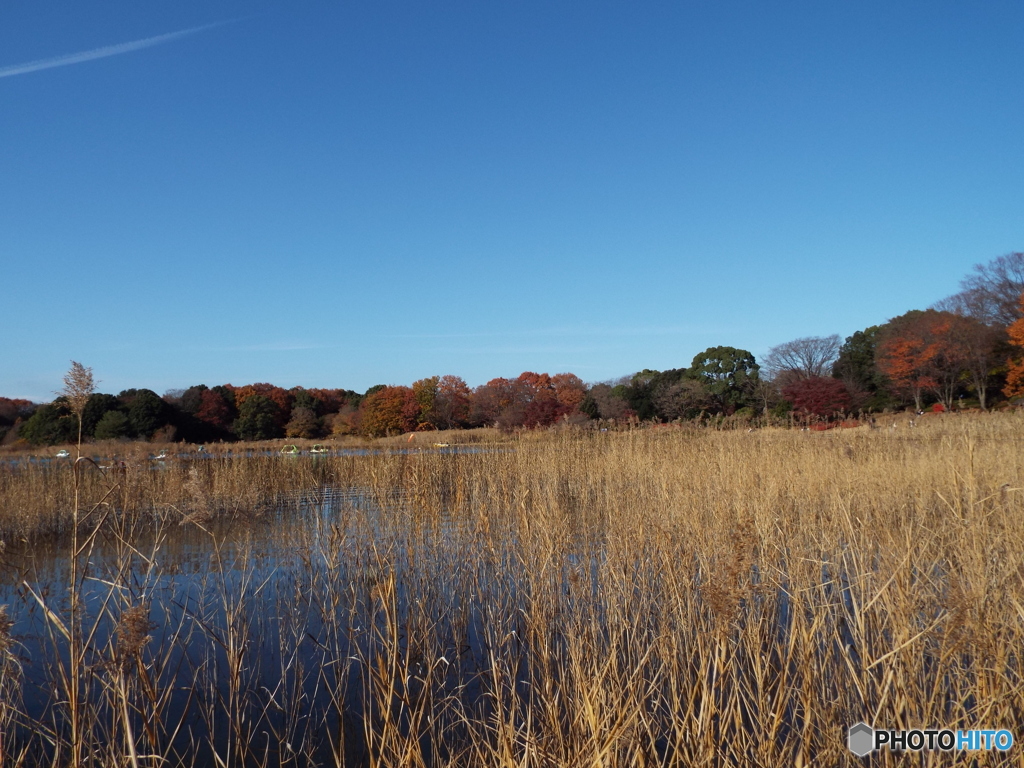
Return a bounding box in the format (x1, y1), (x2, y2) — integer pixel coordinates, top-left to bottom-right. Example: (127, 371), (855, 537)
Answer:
(0, 413), (1023, 766)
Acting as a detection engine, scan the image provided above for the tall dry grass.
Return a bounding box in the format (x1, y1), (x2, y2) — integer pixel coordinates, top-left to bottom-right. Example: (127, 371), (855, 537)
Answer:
(0, 411), (1021, 766)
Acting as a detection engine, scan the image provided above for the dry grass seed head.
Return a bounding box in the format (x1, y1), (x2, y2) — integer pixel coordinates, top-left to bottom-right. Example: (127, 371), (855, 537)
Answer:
(0, 605), (13, 657)
(116, 602), (154, 661)
(182, 465), (215, 524)
(703, 520), (758, 632)
(60, 360), (95, 418)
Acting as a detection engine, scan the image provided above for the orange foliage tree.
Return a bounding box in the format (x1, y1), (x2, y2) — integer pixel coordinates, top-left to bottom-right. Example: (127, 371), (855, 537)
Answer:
(551, 373), (587, 411)
(877, 310), (998, 410)
(359, 386), (418, 437)
(876, 311), (945, 411)
(1003, 293), (1024, 400)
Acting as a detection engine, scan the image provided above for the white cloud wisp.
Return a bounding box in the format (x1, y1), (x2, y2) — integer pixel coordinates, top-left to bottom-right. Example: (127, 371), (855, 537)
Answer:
(0, 20), (232, 79)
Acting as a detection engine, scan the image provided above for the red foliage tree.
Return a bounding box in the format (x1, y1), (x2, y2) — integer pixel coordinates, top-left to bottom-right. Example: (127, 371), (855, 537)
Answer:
(470, 377), (527, 427)
(782, 376), (852, 418)
(195, 389), (234, 430)
(517, 372), (558, 428)
(470, 372), (585, 430)
(435, 375), (471, 429)
(0, 397), (35, 424)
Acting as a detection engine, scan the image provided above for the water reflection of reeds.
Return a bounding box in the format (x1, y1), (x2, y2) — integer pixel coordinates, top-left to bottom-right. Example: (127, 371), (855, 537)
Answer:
(0, 418), (1021, 766)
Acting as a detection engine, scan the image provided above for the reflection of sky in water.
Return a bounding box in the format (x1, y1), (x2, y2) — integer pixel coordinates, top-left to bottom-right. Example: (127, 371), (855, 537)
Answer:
(0, 483), (602, 765)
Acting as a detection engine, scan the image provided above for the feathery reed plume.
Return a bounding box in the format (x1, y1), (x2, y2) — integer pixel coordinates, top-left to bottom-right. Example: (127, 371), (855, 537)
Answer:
(115, 602), (154, 664)
(59, 360), (95, 454)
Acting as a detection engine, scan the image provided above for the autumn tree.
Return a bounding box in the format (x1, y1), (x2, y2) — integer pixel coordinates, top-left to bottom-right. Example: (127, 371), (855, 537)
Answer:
(1002, 293), (1024, 400)
(551, 373), (587, 412)
(518, 372), (559, 428)
(285, 407), (323, 439)
(306, 388), (358, 415)
(516, 372), (584, 428)
(0, 397), (35, 443)
(875, 310), (993, 410)
(945, 313), (1003, 409)
(782, 376), (852, 418)
(875, 312), (941, 411)
(466, 372), (584, 430)
(469, 377), (525, 427)
(329, 403), (361, 436)
(434, 375), (471, 429)
(196, 389), (235, 432)
(0, 397), (35, 425)
(360, 386), (418, 437)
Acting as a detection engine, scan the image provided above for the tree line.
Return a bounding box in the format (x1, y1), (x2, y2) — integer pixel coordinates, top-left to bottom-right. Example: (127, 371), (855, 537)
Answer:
(3, 251), (1024, 446)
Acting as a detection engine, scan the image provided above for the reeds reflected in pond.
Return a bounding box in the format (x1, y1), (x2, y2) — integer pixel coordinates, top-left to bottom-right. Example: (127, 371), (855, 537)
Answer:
(0, 414), (1022, 766)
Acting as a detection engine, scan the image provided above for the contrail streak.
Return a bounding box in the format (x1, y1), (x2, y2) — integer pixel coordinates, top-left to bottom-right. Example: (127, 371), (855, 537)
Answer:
(0, 20), (233, 79)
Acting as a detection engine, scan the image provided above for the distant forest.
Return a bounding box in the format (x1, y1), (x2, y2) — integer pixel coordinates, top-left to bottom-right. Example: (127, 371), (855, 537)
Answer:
(4, 252), (1024, 446)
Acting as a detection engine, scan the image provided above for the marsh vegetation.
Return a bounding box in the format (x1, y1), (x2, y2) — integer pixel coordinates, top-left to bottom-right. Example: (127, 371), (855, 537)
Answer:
(0, 413), (1022, 766)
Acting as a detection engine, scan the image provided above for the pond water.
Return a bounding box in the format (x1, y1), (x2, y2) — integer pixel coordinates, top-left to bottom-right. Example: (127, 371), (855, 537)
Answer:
(0, 443), (493, 470)
(0, 483), (605, 766)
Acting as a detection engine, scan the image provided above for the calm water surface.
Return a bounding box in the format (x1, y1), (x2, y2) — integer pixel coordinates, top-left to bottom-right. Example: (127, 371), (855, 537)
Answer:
(0, 483), (606, 766)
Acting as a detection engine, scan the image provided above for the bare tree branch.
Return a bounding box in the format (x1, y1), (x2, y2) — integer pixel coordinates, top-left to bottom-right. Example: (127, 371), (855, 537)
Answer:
(933, 251), (1024, 327)
(762, 335), (841, 381)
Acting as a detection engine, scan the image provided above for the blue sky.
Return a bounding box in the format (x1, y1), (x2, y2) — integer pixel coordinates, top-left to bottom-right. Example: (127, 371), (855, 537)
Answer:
(2, 1), (1022, 401)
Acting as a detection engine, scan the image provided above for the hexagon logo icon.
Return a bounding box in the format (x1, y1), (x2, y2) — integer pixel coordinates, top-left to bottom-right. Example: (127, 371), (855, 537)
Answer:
(848, 722), (874, 757)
